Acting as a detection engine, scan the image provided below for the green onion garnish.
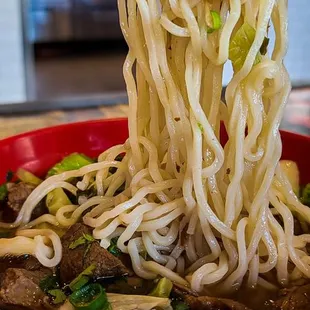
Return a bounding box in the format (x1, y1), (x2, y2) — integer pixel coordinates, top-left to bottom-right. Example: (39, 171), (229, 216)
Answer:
(69, 283), (111, 310)
(206, 11), (222, 34)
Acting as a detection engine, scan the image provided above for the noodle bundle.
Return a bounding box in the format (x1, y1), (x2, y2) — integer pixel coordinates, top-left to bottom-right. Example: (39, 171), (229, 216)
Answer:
(2, 0), (310, 294)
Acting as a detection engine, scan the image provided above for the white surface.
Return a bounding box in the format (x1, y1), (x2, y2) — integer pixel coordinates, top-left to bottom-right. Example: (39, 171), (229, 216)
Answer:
(0, 0), (26, 104)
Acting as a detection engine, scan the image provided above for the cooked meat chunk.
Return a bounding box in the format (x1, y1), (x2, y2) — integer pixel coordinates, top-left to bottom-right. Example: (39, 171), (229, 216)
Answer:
(184, 295), (251, 310)
(266, 284), (310, 310)
(60, 223), (129, 284)
(6, 182), (35, 213)
(0, 268), (53, 310)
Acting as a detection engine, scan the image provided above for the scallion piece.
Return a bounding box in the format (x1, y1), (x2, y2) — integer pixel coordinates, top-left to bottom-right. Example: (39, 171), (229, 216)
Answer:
(229, 22), (261, 72)
(206, 11), (222, 33)
(69, 283), (111, 310)
(47, 153), (94, 176)
(149, 277), (173, 298)
(108, 237), (121, 257)
(48, 289), (67, 304)
(46, 188), (71, 215)
(16, 168), (42, 186)
(69, 264), (96, 292)
(0, 184), (7, 201)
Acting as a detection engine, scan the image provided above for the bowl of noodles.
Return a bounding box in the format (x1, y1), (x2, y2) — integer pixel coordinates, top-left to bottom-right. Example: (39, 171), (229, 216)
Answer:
(0, 0), (310, 309)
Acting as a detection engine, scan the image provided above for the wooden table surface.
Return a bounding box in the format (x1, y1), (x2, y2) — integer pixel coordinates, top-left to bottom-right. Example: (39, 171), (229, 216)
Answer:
(0, 88), (309, 140)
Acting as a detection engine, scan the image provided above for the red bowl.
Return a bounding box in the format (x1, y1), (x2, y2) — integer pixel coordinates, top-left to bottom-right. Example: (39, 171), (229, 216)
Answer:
(0, 118), (309, 185)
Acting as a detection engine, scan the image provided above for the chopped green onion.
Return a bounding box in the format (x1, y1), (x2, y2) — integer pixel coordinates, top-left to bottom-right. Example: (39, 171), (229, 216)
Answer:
(301, 184), (310, 207)
(198, 123), (203, 132)
(69, 264), (96, 292)
(83, 233), (95, 242)
(69, 283), (111, 310)
(0, 184), (7, 201)
(206, 11), (222, 34)
(149, 277), (173, 298)
(46, 188), (71, 215)
(39, 274), (60, 293)
(16, 168), (42, 186)
(48, 289), (67, 304)
(229, 22), (261, 72)
(108, 237), (121, 257)
(69, 233), (95, 250)
(48, 153), (94, 176)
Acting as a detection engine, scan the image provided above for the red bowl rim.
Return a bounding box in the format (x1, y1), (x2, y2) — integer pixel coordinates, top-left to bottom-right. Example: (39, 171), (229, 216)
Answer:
(0, 118), (309, 145)
(0, 118), (129, 145)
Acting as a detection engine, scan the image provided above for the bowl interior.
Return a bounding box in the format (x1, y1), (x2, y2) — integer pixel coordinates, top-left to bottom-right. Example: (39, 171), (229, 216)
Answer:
(0, 118), (309, 185)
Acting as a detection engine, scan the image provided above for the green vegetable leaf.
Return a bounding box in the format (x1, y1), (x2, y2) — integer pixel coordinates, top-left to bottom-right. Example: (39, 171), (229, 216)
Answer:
(149, 277), (173, 298)
(301, 184), (310, 207)
(69, 233), (95, 250)
(16, 168), (42, 186)
(48, 153), (94, 176)
(108, 237), (121, 257)
(83, 233), (95, 242)
(206, 11), (222, 33)
(48, 289), (67, 304)
(0, 184), (7, 201)
(46, 188), (71, 216)
(229, 22), (261, 72)
(69, 264), (96, 292)
(39, 274), (60, 293)
(69, 236), (87, 249)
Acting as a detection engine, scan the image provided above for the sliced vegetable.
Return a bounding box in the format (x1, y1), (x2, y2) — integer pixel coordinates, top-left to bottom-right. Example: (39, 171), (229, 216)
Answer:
(149, 278), (173, 298)
(301, 184), (310, 207)
(69, 264), (96, 292)
(206, 10), (222, 33)
(229, 22), (261, 72)
(69, 233), (95, 250)
(40, 274), (60, 293)
(0, 184), (7, 201)
(107, 293), (171, 310)
(46, 188), (71, 215)
(16, 168), (42, 186)
(108, 237), (121, 257)
(69, 283), (111, 310)
(280, 160), (300, 196)
(48, 289), (67, 304)
(48, 153), (94, 176)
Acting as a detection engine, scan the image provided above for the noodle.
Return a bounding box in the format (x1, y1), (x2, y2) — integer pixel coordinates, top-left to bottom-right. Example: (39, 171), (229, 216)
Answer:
(2, 0), (310, 295)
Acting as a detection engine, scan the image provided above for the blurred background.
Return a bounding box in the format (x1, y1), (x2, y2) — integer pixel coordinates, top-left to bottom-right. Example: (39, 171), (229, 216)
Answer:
(0, 0), (309, 137)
